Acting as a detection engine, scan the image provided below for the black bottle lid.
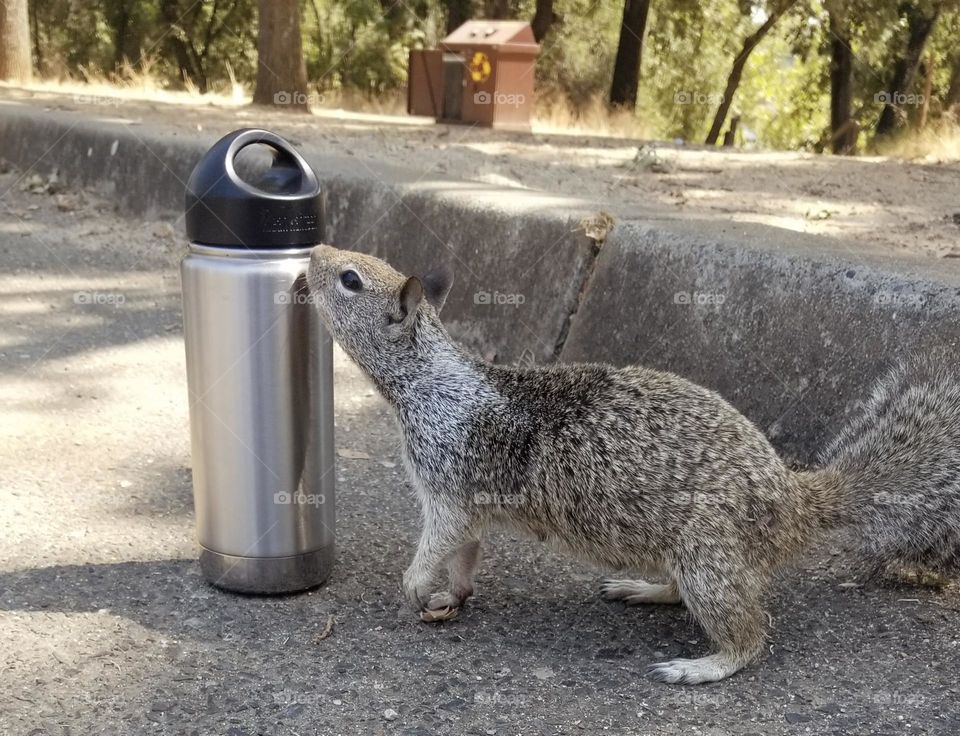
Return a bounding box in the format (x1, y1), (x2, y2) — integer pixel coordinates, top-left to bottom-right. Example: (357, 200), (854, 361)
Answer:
(185, 129), (324, 249)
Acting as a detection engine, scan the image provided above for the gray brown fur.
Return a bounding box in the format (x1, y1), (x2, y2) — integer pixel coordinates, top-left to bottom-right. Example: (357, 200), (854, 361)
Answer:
(306, 245), (960, 684)
(820, 357), (960, 577)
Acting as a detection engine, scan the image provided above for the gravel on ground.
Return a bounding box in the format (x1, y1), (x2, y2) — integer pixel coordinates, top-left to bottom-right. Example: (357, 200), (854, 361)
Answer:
(1, 149), (960, 736)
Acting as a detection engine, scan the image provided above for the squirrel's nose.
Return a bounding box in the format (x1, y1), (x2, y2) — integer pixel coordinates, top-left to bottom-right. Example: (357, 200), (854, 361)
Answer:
(308, 244), (337, 278)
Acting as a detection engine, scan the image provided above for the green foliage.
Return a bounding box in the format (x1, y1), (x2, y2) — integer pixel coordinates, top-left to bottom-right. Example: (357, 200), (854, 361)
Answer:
(532, 0), (620, 107)
(31, 0), (113, 74)
(302, 0), (443, 94)
(30, 0), (257, 92)
(641, 0), (751, 140)
(23, 0), (960, 151)
(737, 18), (831, 150)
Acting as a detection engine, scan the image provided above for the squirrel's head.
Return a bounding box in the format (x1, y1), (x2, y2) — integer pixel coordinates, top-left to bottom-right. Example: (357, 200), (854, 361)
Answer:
(306, 245), (453, 371)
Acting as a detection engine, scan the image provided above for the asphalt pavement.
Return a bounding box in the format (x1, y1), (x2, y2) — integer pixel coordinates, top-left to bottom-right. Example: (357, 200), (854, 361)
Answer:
(1, 170), (959, 735)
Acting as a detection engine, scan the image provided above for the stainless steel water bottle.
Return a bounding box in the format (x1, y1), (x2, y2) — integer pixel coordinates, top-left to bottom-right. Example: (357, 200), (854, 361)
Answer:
(181, 129), (335, 593)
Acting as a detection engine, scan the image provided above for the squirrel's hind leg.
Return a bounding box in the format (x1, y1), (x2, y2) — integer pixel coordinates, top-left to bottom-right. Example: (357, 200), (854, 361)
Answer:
(600, 578), (681, 605)
(647, 564), (768, 685)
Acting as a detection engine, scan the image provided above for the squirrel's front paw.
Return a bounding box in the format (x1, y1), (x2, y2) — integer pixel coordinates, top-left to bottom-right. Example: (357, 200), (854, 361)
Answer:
(419, 592), (461, 623)
(402, 568), (431, 609)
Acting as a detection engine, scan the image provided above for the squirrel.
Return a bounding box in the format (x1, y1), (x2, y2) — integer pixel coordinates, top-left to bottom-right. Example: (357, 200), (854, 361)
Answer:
(306, 244), (960, 685)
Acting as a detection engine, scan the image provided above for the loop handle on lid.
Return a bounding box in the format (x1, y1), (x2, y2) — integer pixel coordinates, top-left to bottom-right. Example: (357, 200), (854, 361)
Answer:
(185, 128), (324, 249)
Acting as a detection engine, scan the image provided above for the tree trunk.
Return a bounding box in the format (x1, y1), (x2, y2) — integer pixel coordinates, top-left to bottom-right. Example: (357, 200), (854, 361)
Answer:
(29, 0), (42, 73)
(946, 53), (960, 121)
(111, 0), (132, 72)
(608, 0), (651, 110)
(722, 115), (740, 146)
(876, 4), (941, 136)
(0, 0), (32, 83)
(484, 0), (510, 18)
(253, 0), (309, 111)
(828, 10), (856, 154)
(160, 0), (205, 91)
(705, 2), (793, 145)
(531, 0), (556, 43)
(918, 55), (934, 129)
(443, 0), (472, 34)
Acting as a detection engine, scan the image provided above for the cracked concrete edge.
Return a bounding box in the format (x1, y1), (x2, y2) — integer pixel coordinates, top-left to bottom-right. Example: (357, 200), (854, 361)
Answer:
(2, 104), (959, 461)
(548, 239), (603, 361)
(562, 220), (960, 463)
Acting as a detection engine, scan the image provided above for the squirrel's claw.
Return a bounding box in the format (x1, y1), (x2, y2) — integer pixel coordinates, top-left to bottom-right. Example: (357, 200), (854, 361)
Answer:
(420, 605), (460, 623)
(419, 591), (463, 622)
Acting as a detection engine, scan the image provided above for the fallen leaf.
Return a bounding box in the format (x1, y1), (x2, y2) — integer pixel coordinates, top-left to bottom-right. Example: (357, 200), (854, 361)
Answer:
(314, 614), (335, 643)
(420, 606), (459, 623)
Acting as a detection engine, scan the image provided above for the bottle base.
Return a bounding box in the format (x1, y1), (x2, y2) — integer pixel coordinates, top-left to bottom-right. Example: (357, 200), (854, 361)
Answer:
(199, 545), (334, 594)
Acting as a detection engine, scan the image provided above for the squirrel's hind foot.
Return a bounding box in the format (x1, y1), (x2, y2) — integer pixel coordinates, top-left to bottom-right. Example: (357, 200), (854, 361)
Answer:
(646, 652), (752, 685)
(600, 578), (682, 605)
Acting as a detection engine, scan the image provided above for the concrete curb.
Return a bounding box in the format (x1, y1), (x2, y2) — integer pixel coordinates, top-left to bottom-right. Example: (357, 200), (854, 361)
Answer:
(0, 106), (597, 366)
(561, 220), (960, 462)
(1, 103), (958, 462)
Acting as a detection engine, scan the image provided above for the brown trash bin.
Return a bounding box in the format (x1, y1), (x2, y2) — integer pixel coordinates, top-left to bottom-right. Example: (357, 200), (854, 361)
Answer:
(407, 20), (540, 130)
(407, 49), (443, 118)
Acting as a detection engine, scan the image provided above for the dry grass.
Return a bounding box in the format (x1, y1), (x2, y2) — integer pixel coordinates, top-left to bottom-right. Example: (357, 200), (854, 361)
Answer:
(873, 117), (960, 163)
(5, 72), (959, 163)
(315, 88), (407, 117)
(5, 59), (247, 109)
(531, 93), (655, 140)
(3, 67), (414, 119)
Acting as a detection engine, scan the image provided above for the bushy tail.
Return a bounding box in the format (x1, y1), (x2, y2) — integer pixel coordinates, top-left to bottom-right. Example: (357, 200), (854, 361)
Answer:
(816, 356), (960, 577)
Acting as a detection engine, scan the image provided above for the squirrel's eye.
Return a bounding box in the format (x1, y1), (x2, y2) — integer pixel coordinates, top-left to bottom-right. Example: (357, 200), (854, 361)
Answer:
(340, 270), (362, 292)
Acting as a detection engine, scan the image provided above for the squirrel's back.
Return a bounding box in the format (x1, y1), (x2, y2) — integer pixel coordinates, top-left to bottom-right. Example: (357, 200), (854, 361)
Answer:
(462, 361), (817, 570)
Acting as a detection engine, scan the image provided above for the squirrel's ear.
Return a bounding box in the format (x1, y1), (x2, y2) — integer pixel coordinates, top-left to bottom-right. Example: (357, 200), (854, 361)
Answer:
(421, 264), (453, 313)
(396, 276), (424, 330)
